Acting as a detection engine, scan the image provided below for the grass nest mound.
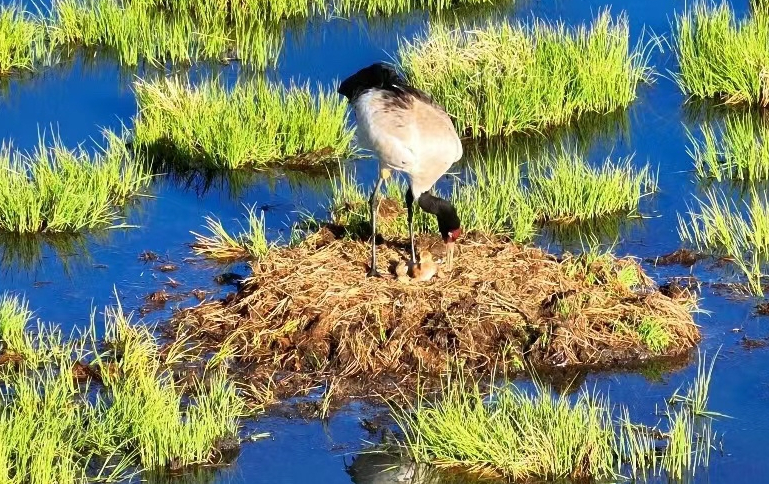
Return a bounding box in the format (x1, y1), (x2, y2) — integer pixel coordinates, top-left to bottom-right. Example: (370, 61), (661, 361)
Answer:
(173, 229), (700, 389)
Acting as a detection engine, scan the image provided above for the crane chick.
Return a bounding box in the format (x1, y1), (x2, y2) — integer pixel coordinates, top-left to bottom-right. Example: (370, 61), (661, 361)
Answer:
(337, 62), (463, 277)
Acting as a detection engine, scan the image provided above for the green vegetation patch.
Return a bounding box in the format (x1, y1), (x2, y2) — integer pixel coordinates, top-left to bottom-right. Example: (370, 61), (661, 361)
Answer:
(323, 146), (653, 245)
(393, 370), (715, 481)
(675, 2), (769, 106)
(0, 295), (245, 483)
(0, 4), (46, 75)
(679, 189), (769, 294)
(0, 132), (151, 234)
(689, 114), (769, 182)
(334, 0), (497, 17)
(528, 151), (656, 223)
(133, 77), (354, 170)
(399, 11), (649, 137)
(636, 317), (672, 354)
(49, 0), (282, 68)
(191, 206), (270, 261)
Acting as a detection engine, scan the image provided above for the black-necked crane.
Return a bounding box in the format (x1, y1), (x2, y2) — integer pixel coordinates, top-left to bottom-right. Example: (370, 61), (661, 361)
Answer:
(337, 62), (463, 278)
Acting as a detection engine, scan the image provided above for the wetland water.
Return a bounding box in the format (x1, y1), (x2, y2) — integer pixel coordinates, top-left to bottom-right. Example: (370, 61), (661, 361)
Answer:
(2, 0), (769, 482)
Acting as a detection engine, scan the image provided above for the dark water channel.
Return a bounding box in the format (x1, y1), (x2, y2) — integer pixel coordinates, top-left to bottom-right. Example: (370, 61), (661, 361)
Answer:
(2, 0), (769, 482)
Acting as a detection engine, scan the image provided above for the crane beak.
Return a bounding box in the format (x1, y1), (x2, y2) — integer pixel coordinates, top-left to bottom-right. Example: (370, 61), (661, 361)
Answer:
(446, 241), (455, 273)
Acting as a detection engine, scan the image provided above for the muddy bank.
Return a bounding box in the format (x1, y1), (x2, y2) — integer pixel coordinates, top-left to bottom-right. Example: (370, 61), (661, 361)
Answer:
(171, 230), (700, 398)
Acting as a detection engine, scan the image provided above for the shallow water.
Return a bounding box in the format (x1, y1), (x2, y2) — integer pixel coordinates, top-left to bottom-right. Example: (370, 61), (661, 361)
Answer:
(2, 0), (769, 482)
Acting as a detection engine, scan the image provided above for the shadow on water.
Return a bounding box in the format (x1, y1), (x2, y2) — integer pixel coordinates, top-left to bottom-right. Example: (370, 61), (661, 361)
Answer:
(533, 351), (694, 396)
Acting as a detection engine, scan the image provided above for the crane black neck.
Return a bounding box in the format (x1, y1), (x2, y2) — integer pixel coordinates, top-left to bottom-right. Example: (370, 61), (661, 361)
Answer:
(415, 192), (460, 237)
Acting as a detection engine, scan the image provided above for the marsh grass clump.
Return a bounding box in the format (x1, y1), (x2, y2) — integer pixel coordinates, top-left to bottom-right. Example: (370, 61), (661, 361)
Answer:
(688, 114), (769, 181)
(399, 11), (649, 137)
(191, 207), (270, 261)
(636, 317), (672, 354)
(678, 190), (769, 294)
(133, 77), (354, 170)
(528, 151), (656, 223)
(69, 0), (507, 24)
(327, 162), (536, 243)
(333, 0), (495, 17)
(393, 370), (715, 481)
(675, 2), (769, 106)
(49, 0), (282, 68)
(0, 297), (245, 482)
(328, 147), (652, 242)
(0, 131), (151, 233)
(0, 4), (46, 75)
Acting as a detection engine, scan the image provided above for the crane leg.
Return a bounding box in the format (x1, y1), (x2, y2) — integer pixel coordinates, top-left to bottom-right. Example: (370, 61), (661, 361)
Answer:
(368, 176), (385, 277)
(405, 188), (416, 264)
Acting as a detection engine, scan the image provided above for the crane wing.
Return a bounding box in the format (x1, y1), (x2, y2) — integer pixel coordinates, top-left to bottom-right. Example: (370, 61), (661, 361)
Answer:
(353, 89), (462, 194)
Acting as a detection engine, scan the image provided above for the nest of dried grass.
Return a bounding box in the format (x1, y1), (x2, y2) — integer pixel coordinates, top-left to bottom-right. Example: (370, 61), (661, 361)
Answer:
(172, 229), (699, 392)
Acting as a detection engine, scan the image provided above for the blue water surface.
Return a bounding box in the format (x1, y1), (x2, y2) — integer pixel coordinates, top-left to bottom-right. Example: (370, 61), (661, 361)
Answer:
(1, 0), (768, 482)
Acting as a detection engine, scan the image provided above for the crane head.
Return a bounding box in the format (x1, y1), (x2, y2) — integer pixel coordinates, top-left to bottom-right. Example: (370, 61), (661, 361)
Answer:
(338, 62), (405, 101)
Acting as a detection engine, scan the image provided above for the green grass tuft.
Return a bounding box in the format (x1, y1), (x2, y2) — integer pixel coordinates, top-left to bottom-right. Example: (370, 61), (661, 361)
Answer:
(327, 146), (652, 241)
(393, 371), (714, 481)
(678, 189), (769, 294)
(636, 316), (672, 354)
(688, 114), (769, 182)
(48, 0), (282, 68)
(674, 2), (769, 106)
(0, 4), (45, 75)
(133, 76), (354, 170)
(399, 10), (649, 137)
(0, 296), (246, 482)
(0, 294), (35, 362)
(327, 155), (537, 242)
(334, 0), (498, 17)
(528, 150), (656, 223)
(191, 206), (270, 261)
(0, 131), (151, 234)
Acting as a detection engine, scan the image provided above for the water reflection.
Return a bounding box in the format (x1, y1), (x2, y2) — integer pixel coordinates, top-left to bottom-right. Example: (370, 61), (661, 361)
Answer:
(461, 107), (631, 171)
(347, 452), (489, 484)
(538, 216), (644, 252)
(0, 232), (92, 276)
(152, 160), (337, 200)
(681, 97), (769, 126)
(139, 467), (227, 484)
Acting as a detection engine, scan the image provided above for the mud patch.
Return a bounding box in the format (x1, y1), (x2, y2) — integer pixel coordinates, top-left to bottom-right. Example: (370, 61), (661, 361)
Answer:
(648, 249), (704, 267)
(170, 231), (700, 400)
